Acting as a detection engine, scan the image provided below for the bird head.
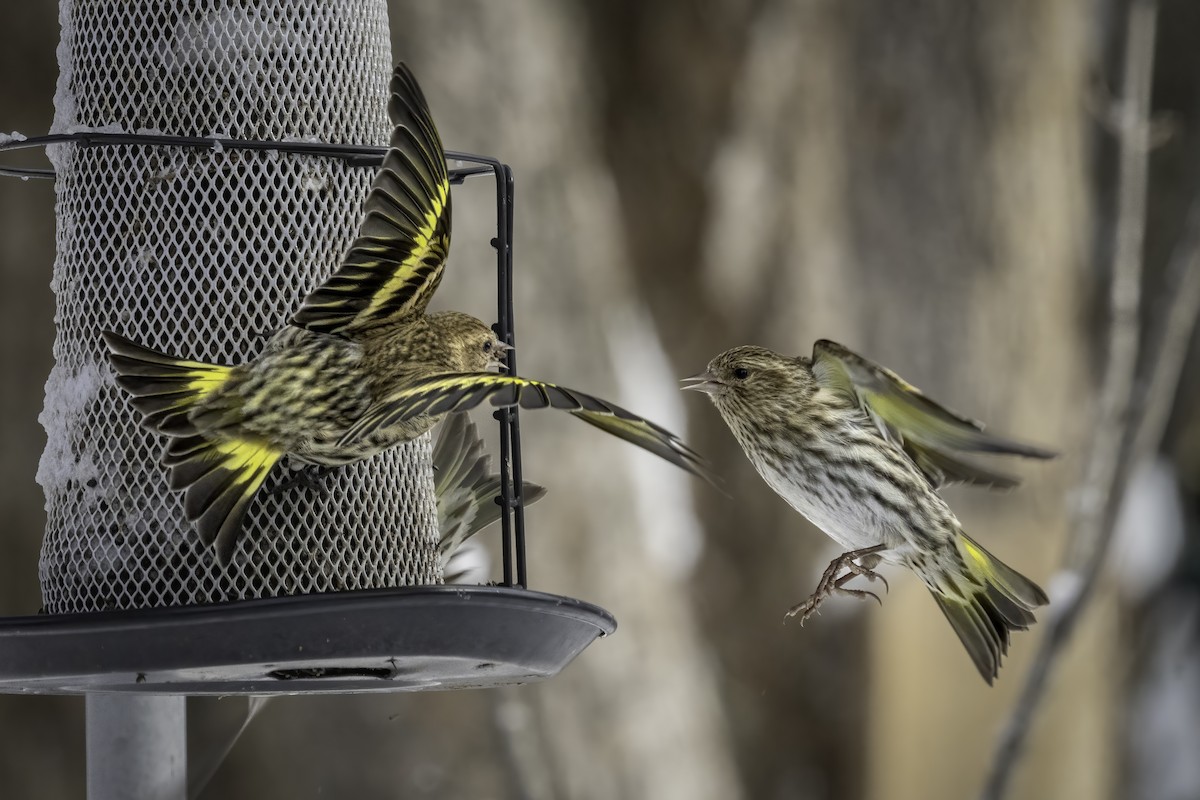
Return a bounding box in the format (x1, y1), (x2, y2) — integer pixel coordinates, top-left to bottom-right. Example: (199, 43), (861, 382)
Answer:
(430, 311), (511, 372)
(681, 345), (811, 409)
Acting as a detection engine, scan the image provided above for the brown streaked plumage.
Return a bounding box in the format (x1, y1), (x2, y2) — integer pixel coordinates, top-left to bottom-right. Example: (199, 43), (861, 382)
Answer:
(104, 63), (711, 565)
(684, 341), (1053, 683)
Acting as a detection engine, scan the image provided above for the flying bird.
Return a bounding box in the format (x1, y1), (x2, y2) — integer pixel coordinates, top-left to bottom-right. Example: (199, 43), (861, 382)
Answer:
(104, 63), (709, 564)
(684, 340), (1053, 683)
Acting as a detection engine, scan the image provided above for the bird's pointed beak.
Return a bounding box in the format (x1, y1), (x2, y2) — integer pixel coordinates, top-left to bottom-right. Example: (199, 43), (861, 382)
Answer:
(680, 371), (722, 395)
(488, 341), (513, 371)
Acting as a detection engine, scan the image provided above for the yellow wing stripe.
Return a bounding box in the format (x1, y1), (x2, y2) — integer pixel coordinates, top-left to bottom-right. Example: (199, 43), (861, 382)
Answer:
(360, 182), (448, 320)
(213, 439), (282, 481)
(960, 537), (991, 577)
(338, 372), (714, 482)
(183, 366), (231, 397)
(290, 63), (452, 333)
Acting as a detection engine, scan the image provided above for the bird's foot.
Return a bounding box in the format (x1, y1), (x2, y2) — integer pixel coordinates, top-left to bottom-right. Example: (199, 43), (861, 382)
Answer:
(841, 553), (889, 595)
(785, 543), (888, 626)
(268, 463), (334, 497)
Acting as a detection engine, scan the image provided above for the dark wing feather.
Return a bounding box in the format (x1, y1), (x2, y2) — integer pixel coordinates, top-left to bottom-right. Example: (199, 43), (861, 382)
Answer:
(809, 339), (1055, 489)
(341, 373), (715, 482)
(431, 413), (547, 572)
(291, 63), (452, 334)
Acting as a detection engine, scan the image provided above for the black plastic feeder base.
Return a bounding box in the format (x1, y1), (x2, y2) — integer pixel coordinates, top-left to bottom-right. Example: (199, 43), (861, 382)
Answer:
(0, 586), (615, 695)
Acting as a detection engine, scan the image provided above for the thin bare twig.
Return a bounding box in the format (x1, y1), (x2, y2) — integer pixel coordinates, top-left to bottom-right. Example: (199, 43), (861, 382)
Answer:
(188, 697), (273, 800)
(980, 2), (1158, 798)
(1127, 203), (1200, 468)
(491, 688), (562, 800)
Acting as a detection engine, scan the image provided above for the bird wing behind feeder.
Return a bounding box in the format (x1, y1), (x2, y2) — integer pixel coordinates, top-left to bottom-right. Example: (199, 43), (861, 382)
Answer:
(432, 413), (547, 570)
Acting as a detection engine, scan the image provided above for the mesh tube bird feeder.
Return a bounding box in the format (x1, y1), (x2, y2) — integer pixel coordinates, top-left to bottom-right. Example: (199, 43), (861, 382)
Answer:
(0, 0), (613, 698)
(43, 0), (439, 611)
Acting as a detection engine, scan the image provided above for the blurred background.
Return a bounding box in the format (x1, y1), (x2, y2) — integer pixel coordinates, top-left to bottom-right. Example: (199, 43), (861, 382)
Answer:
(2, 0), (1199, 798)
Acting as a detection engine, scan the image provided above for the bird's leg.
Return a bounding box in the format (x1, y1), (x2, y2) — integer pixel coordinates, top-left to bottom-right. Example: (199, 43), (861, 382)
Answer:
(785, 543), (889, 625)
(267, 461), (334, 497)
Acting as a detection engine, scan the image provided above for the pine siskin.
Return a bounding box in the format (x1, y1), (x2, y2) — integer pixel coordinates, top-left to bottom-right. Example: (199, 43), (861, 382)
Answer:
(683, 340), (1053, 683)
(103, 63), (709, 564)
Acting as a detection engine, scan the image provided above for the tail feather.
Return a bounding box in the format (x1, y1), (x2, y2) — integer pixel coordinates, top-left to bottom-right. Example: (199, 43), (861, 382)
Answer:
(162, 435), (281, 564)
(933, 593), (1005, 682)
(959, 533), (1049, 608)
(102, 331), (234, 436)
(104, 332), (280, 564)
(932, 533), (1048, 684)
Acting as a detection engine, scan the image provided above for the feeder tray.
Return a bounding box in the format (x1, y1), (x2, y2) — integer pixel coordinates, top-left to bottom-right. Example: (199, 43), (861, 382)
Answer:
(1, 101), (610, 696)
(0, 587), (615, 695)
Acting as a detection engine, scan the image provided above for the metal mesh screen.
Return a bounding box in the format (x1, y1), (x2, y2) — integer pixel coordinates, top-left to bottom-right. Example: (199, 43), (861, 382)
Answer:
(37, 0), (442, 614)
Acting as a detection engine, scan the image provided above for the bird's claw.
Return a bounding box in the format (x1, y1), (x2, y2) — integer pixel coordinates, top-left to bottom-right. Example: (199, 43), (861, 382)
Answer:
(833, 585), (882, 606)
(784, 597), (822, 627)
(785, 543), (889, 626)
(843, 557), (889, 594)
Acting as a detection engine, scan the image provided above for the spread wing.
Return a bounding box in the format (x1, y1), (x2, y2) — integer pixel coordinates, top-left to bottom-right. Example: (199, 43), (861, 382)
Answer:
(341, 373), (715, 483)
(291, 63), (451, 334)
(809, 339), (1055, 489)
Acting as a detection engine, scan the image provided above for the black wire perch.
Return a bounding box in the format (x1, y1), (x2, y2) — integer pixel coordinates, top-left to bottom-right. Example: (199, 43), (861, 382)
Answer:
(0, 132), (614, 695)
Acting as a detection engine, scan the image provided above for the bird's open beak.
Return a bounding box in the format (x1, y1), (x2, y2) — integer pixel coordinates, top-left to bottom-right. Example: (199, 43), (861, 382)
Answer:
(680, 371), (722, 395)
(489, 341), (514, 370)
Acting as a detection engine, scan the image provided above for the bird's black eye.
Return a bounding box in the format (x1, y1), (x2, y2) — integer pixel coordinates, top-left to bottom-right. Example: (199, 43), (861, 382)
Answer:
(733, 367), (750, 380)
(483, 341), (493, 352)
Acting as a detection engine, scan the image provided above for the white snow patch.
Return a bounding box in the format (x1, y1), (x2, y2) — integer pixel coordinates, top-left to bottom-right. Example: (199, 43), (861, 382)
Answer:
(0, 131), (28, 145)
(131, 248), (157, 272)
(1112, 458), (1185, 601)
(302, 172), (328, 193)
(50, 0), (76, 135)
(151, 161), (184, 182)
(442, 539), (490, 586)
(201, 131), (231, 153)
(35, 360), (109, 495)
(603, 303), (704, 579)
(1047, 569), (1085, 611)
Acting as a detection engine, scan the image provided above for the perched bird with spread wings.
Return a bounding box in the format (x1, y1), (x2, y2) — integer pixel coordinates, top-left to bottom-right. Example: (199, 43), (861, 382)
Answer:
(103, 63), (710, 565)
(684, 340), (1053, 683)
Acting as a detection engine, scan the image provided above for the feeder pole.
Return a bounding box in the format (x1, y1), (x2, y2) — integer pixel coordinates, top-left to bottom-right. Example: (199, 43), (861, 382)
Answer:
(86, 695), (186, 800)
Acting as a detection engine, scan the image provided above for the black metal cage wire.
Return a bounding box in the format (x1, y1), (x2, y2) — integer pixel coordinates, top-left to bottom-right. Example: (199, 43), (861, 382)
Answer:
(1, 131), (530, 586)
(0, 132), (614, 695)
